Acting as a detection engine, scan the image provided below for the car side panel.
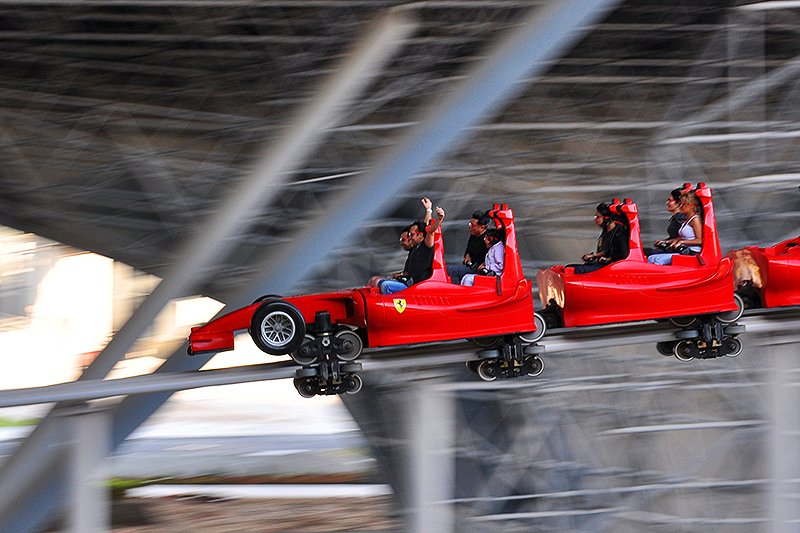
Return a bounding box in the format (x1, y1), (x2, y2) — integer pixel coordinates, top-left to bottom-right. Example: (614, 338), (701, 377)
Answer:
(363, 279), (535, 348)
(554, 259), (737, 327)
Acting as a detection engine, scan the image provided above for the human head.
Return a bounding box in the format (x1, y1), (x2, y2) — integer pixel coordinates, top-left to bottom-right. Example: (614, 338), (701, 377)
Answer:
(483, 228), (503, 248)
(679, 191), (701, 216)
(469, 210), (491, 236)
(408, 220), (426, 245)
(594, 202), (611, 226)
(666, 187), (683, 213)
(398, 224), (414, 250)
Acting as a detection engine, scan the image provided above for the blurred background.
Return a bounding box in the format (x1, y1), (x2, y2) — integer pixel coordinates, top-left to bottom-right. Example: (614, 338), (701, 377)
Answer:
(0, 0), (799, 531)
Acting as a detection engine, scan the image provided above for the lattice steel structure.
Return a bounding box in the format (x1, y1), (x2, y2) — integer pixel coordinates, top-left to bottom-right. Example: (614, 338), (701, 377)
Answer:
(0, 0), (799, 530)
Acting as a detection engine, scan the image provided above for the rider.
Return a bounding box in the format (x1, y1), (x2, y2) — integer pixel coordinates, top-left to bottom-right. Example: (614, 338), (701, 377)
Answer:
(572, 202), (629, 274)
(460, 228), (504, 286)
(647, 190), (703, 265)
(447, 210), (491, 284)
(372, 198), (446, 294)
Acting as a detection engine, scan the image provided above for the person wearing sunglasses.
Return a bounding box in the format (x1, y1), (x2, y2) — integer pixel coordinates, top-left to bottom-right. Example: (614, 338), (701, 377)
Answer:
(369, 197), (446, 294)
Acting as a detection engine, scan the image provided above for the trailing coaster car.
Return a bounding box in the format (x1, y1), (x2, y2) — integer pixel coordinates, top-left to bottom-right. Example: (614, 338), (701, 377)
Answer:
(729, 235), (800, 310)
(189, 204), (544, 397)
(537, 184), (745, 361)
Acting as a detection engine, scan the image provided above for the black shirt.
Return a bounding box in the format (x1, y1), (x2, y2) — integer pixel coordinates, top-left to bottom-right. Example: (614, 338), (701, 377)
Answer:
(666, 213), (686, 239)
(601, 222), (629, 262)
(407, 243), (435, 285)
(464, 233), (487, 265)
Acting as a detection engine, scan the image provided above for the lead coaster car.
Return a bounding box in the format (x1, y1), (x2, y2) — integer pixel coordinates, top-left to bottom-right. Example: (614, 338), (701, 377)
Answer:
(189, 204), (545, 395)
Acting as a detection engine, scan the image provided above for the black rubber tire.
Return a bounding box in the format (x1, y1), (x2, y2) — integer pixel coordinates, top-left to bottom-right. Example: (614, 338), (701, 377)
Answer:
(334, 330), (363, 362)
(656, 341), (675, 356)
(724, 325), (746, 335)
(345, 374), (363, 395)
(518, 313), (546, 343)
(250, 301), (306, 355)
(717, 294), (745, 324)
(340, 362), (362, 373)
(526, 356), (544, 377)
(669, 316), (697, 328)
(291, 335), (318, 366)
(294, 377), (318, 398)
(723, 337), (743, 357)
(673, 340), (696, 362)
(477, 360), (498, 382)
(471, 336), (503, 349)
(523, 344), (545, 356)
(251, 294), (282, 305)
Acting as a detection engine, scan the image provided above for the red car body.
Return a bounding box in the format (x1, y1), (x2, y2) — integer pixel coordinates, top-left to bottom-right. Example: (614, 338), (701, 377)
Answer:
(189, 204), (537, 356)
(537, 184), (740, 328)
(729, 235), (800, 309)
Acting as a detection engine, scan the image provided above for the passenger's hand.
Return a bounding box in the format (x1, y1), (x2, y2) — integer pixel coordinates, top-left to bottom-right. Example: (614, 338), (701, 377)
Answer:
(581, 252), (594, 262)
(436, 206), (445, 218)
(421, 197), (432, 210)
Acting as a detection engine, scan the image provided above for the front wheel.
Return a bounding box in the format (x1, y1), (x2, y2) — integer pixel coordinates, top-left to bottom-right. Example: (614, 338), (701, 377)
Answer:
(250, 301), (306, 355)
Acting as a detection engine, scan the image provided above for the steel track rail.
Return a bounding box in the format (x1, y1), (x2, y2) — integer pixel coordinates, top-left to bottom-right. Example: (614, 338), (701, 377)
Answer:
(0, 310), (797, 409)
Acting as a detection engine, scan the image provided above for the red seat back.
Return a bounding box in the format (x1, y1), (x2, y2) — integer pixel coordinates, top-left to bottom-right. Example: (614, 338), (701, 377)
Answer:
(487, 203), (524, 290)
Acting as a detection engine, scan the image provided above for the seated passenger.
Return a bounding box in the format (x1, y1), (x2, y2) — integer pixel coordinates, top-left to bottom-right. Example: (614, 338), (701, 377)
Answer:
(447, 210), (490, 284)
(367, 223), (415, 287)
(461, 228), (504, 287)
(647, 190), (703, 265)
(646, 186), (687, 256)
(570, 202), (629, 274)
(371, 197), (446, 294)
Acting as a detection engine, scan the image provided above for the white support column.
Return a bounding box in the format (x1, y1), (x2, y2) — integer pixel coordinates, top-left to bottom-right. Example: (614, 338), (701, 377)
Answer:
(768, 341), (800, 533)
(408, 383), (456, 533)
(63, 406), (112, 533)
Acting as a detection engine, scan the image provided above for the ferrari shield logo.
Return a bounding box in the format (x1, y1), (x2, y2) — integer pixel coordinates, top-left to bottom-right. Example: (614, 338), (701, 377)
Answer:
(393, 298), (407, 314)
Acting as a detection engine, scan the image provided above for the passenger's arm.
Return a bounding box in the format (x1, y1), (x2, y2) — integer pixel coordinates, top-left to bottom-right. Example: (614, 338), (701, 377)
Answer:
(425, 206), (445, 248)
(421, 197), (433, 225)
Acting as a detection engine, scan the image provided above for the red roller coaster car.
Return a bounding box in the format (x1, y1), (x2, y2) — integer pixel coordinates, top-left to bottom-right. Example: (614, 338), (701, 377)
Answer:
(189, 204), (543, 396)
(537, 183), (745, 360)
(729, 235), (800, 310)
